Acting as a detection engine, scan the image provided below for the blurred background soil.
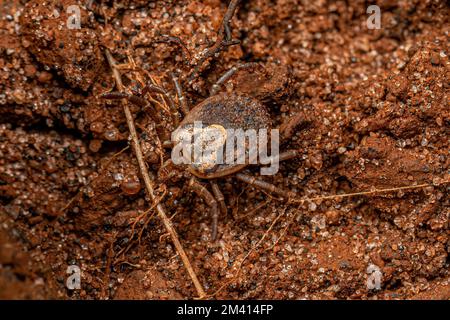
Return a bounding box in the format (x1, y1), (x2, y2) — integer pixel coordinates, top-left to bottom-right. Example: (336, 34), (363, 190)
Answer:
(0, 0), (449, 299)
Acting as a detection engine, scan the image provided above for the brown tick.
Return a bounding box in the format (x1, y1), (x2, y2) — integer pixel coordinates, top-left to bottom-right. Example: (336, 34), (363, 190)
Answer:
(102, 61), (299, 240)
(101, 0), (299, 240)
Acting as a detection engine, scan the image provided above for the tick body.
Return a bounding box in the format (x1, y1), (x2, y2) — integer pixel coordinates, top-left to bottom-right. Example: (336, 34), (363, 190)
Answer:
(176, 93), (272, 179)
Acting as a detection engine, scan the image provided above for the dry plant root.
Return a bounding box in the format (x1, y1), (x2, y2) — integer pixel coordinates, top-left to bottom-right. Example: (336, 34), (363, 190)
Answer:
(104, 49), (206, 299)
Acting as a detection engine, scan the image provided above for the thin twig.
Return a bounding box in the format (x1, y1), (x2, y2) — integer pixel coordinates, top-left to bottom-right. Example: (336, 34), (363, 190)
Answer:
(104, 49), (206, 298)
(60, 145), (130, 213)
(288, 181), (449, 204)
(236, 198), (271, 221)
(208, 178), (450, 298)
(207, 206), (287, 298)
(102, 231), (117, 299)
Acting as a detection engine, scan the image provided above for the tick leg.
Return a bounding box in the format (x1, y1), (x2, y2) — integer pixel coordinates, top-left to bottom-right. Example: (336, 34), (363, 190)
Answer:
(101, 91), (128, 99)
(188, 0), (241, 82)
(189, 177), (219, 240)
(232, 152), (300, 201)
(235, 173), (295, 200)
(171, 73), (189, 115)
(257, 150), (300, 173)
(142, 83), (180, 127)
(269, 149), (300, 163)
(210, 181), (227, 216)
(101, 91), (149, 108)
(278, 150), (300, 161)
(210, 62), (258, 96)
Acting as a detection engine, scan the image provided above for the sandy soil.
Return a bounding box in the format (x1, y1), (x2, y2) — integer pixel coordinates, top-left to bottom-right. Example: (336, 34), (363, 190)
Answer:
(0, 0), (449, 299)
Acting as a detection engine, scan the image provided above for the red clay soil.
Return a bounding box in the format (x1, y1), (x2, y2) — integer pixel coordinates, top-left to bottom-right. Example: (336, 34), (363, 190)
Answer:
(0, 0), (449, 299)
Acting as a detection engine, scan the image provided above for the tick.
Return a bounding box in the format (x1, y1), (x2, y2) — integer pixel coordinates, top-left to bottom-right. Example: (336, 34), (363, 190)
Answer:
(102, 59), (300, 240)
(101, 0), (299, 240)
